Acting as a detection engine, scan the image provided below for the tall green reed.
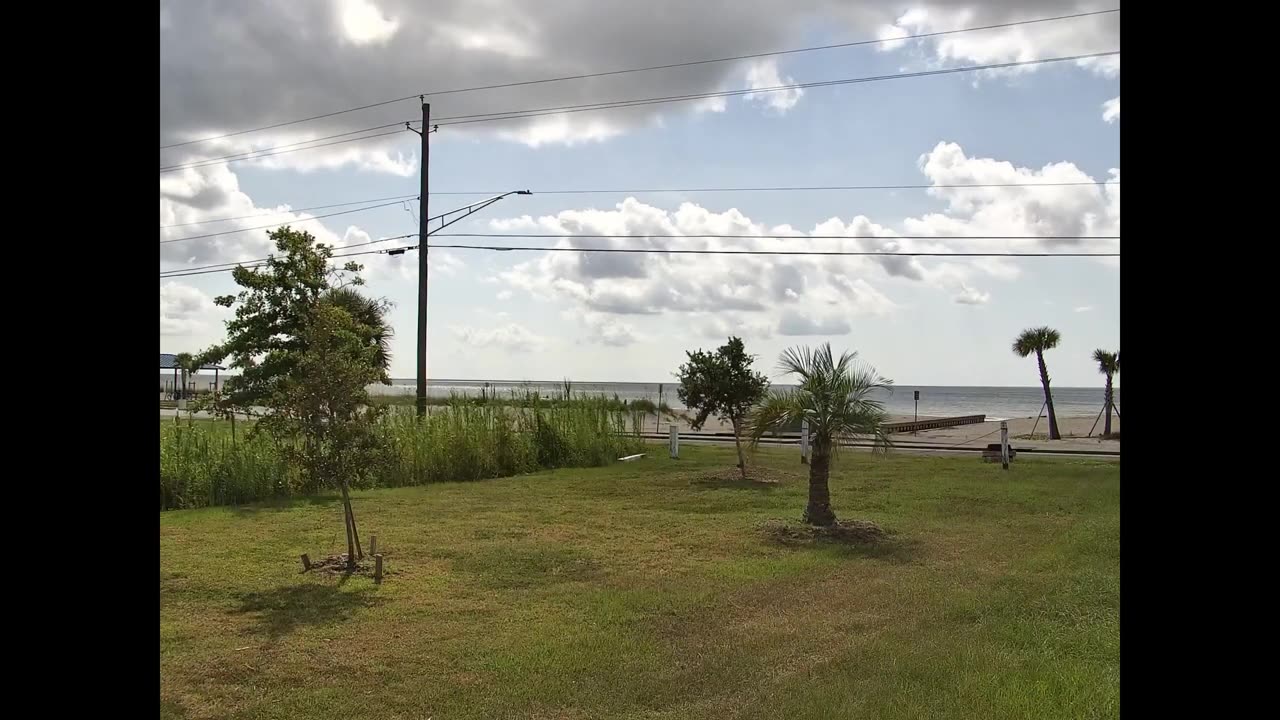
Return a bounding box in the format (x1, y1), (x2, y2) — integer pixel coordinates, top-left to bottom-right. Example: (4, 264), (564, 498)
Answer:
(160, 397), (644, 510)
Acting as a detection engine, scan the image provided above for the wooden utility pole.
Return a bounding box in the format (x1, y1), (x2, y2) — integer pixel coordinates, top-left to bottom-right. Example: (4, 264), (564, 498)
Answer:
(416, 99), (431, 417)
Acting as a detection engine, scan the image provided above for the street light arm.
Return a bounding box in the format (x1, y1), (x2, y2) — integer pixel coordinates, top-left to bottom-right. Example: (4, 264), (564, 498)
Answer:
(425, 189), (532, 236)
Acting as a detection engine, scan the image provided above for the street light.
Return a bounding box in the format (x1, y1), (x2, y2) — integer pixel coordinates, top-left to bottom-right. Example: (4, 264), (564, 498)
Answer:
(413, 189), (532, 416)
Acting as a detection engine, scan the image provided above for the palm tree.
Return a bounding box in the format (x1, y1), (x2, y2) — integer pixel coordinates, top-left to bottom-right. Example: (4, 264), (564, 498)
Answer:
(749, 343), (892, 527)
(1012, 327), (1062, 440)
(323, 287), (393, 378)
(1092, 349), (1120, 435)
(173, 352), (197, 400)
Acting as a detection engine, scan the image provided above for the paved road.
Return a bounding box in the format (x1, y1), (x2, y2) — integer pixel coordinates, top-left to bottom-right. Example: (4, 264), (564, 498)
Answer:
(642, 435), (1120, 461)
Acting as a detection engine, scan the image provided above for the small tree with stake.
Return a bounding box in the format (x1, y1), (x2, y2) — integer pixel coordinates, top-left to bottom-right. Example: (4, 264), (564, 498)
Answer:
(198, 227), (392, 571)
(676, 336), (769, 480)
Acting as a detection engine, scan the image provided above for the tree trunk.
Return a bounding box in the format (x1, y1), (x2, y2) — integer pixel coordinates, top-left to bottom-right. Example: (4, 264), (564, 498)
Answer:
(1103, 374), (1113, 436)
(349, 502), (363, 561)
(731, 417), (748, 480)
(339, 480), (358, 569)
(1037, 350), (1061, 440)
(804, 442), (837, 526)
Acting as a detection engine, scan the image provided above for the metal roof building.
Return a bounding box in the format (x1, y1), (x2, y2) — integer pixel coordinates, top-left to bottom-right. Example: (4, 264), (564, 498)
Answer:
(160, 354), (225, 398)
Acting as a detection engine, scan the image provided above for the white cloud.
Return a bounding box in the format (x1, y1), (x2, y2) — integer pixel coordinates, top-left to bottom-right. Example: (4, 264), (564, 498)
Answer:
(496, 290), (513, 301)
(1074, 305), (1094, 313)
(876, 4), (1120, 79)
(489, 141), (1117, 336)
(579, 312), (642, 347)
(694, 313), (774, 340)
(159, 164), (368, 268)
(494, 114), (627, 148)
(436, 22), (537, 58)
(743, 59), (804, 112)
(429, 251), (465, 276)
(337, 0), (400, 46)
(1102, 96), (1120, 123)
(451, 323), (545, 352)
(954, 284), (990, 305)
(693, 95), (728, 113)
(162, 1), (1116, 162)
(160, 281), (228, 336)
(777, 310), (851, 336)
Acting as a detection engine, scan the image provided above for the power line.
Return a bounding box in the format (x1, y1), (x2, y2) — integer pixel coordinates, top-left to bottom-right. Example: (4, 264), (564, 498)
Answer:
(159, 246), (406, 279)
(433, 52), (1119, 128)
(159, 235), (1120, 279)
(159, 182), (1119, 229)
(159, 234), (418, 277)
(159, 194), (419, 229)
(160, 199), (409, 244)
(428, 181), (1119, 195)
(160, 8), (1119, 149)
(432, 233), (1119, 240)
(427, 244), (1120, 258)
(158, 127), (414, 174)
(156, 51), (1116, 172)
(159, 121), (412, 172)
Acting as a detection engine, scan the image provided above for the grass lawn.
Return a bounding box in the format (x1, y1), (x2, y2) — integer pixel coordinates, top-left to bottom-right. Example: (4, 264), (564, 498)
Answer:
(160, 445), (1120, 719)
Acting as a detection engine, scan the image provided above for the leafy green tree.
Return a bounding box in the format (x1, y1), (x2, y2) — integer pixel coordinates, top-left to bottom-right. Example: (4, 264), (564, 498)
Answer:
(749, 344), (891, 526)
(1012, 327), (1062, 440)
(676, 336), (769, 479)
(199, 227), (391, 569)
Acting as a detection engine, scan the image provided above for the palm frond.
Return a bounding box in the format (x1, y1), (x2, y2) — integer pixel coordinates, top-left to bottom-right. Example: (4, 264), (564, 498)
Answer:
(1013, 326), (1061, 357)
(1092, 348), (1118, 375)
(747, 389), (805, 447)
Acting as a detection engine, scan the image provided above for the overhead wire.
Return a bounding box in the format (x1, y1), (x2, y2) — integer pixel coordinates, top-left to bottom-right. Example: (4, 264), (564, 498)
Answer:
(425, 244), (1120, 258)
(156, 52), (1115, 171)
(160, 182), (1119, 229)
(160, 8), (1119, 149)
(159, 194), (420, 229)
(159, 199), (409, 244)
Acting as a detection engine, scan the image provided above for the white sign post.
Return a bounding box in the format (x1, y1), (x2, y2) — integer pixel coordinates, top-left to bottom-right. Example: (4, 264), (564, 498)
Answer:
(1000, 420), (1010, 470)
(800, 419), (810, 464)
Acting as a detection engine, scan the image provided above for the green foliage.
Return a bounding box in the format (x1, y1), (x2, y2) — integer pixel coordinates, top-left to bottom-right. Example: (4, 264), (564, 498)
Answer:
(159, 420), (295, 509)
(159, 403), (645, 509)
(750, 343), (893, 525)
(1092, 349), (1119, 376)
(1012, 327), (1063, 440)
(194, 227), (392, 562)
(173, 352), (197, 398)
(1011, 326), (1061, 358)
(676, 336), (769, 431)
(749, 344), (893, 455)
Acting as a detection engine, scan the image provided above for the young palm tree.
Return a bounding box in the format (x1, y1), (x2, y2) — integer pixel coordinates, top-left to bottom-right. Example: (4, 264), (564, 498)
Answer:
(1012, 327), (1062, 440)
(173, 352), (197, 400)
(322, 287), (394, 375)
(749, 343), (892, 527)
(1091, 349), (1120, 435)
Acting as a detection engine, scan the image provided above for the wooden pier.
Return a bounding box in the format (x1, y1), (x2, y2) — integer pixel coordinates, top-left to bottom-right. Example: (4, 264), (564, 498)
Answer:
(882, 414), (986, 434)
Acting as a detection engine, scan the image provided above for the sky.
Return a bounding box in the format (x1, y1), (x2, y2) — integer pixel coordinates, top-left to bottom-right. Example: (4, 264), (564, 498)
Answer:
(160, 0), (1120, 387)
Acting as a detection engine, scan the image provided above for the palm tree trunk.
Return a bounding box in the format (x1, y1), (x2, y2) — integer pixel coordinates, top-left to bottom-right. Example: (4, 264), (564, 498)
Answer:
(804, 442), (837, 526)
(731, 418), (748, 480)
(1103, 374), (1113, 435)
(1036, 350), (1061, 440)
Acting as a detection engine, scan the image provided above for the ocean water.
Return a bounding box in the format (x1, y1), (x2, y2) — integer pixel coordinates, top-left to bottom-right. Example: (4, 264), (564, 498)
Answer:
(162, 375), (1119, 420)
(160, 374), (1117, 418)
